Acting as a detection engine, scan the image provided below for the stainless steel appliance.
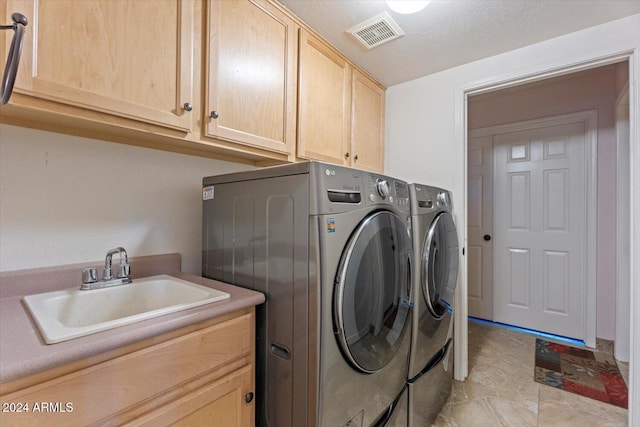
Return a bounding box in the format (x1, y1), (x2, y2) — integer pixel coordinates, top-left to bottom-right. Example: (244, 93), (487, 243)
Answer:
(202, 161), (412, 427)
(407, 184), (459, 427)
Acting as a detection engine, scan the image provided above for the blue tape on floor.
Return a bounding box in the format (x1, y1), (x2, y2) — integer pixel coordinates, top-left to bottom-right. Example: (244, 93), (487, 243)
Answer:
(468, 316), (585, 347)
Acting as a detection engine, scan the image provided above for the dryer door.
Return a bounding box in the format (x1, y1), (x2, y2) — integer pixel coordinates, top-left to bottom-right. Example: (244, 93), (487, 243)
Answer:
(422, 211), (459, 318)
(334, 210), (412, 374)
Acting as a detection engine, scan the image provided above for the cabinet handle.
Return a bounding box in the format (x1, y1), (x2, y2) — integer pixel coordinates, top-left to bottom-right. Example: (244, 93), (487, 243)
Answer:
(182, 102), (192, 112)
(483, 234), (491, 241)
(210, 110), (219, 119)
(245, 392), (254, 403)
(344, 152), (350, 159)
(354, 155), (359, 161)
(0, 13), (28, 105)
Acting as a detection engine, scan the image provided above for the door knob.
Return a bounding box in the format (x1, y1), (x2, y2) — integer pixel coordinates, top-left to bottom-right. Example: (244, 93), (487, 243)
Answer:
(182, 102), (192, 112)
(483, 234), (491, 241)
(210, 110), (219, 119)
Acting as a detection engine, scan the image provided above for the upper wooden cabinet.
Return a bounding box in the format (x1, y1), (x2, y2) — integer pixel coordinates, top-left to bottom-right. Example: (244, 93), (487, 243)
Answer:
(297, 29), (385, 172)
(351, 69), (385, 172)
(205, 0), (298, 156)
(0, 0), (383, 167)
(297, 30), (351, 166)
(4, 0), (195, 132)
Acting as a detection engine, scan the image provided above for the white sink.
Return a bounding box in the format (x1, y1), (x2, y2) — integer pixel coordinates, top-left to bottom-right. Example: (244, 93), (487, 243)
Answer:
(23, 275), (230, 344)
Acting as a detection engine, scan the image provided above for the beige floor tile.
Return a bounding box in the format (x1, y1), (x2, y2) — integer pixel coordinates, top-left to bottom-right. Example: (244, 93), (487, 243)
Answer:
(537, 385), (627, 427)
(484, 396), (538, 427)
(455, 356), (540, 404)
(433, 398), (505, 427)
(435, 321), (630, 427)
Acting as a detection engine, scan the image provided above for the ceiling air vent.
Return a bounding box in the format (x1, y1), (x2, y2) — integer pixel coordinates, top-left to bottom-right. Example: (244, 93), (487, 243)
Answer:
(347, 12), (405, 50)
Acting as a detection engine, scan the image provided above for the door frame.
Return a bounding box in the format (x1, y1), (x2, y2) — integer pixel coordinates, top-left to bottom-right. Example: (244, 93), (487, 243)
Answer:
(453, 49), (638, 425)
(615, 83), (630, 363)
(468, 110), (598, 346)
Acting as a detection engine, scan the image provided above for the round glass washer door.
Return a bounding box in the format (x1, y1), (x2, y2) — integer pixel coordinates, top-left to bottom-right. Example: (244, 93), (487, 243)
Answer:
(422, 211), (459, 319)
(334, 210), (412, 374)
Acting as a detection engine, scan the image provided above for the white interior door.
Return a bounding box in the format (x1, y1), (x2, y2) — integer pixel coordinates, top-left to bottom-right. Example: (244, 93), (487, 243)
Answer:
(467, 135), (494, 320)
(493, 122), (588, 340)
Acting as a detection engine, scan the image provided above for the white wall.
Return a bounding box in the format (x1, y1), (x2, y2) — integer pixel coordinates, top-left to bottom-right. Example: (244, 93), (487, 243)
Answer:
(0, 124), (253, 274)
(385, 13), (640, 422)
(386, 14), (640, 199)
(467, 64), (620, 340)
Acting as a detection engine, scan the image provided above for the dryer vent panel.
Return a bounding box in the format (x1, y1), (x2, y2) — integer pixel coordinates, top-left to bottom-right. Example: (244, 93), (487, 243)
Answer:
(347, 12), (405, 50)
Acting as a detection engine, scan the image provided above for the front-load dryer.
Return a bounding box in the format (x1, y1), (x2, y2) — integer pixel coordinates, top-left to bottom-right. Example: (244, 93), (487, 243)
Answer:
(202, 161), (412, 427)
(407, 183), (459, 427)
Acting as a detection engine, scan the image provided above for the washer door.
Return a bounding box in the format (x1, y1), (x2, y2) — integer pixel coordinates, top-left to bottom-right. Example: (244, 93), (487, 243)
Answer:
(334, 211), (412, 374)
(422, 211), (459, 318)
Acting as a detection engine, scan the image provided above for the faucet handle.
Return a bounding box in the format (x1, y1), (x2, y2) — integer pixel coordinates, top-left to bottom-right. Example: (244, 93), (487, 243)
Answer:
(82, 268), (98, 284)
(117, 263), (131, 279)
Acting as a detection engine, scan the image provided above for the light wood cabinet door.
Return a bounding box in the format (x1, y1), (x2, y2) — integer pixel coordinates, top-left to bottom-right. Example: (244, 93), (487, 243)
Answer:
(205, 0), (297, 156)
(297, 29), (351, 165)
(4, 0), (195, 132)
(130, 365), (254, 427)
(350, 69), (385, 172)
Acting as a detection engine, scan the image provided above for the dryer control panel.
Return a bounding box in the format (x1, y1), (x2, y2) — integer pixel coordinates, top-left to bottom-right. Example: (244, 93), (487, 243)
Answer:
(409, 183), (453, 215)
(364, 175), (410, 212)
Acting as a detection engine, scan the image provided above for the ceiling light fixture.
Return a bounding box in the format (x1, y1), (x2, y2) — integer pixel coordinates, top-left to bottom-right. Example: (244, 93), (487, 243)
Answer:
(386, 0), (431, 14)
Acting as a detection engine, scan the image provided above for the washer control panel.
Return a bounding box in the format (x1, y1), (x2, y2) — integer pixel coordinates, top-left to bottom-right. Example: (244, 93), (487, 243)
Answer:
(315, 163), (410, 213)
(364, 175), (410, 210)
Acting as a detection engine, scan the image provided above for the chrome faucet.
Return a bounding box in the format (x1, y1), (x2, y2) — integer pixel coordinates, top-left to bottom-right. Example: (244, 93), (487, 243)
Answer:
(81, 247), (132, 290)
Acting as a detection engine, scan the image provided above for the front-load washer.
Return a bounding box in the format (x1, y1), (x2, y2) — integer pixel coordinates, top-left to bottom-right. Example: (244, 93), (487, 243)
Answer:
(407, 184), (459, 427)
(202, 161), (413, 427)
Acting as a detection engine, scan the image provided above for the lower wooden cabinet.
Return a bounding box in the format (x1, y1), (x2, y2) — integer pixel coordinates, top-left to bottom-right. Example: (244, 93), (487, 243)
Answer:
(0, 309), (255, 427)
(133, 365), (254, 427)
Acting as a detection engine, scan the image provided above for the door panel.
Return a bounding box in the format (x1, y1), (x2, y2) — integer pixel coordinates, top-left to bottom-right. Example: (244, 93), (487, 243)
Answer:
(493, 122), (587, 339)
(543, 250), (570, 314)
(544, 169), (569, 230)
(467, 135), (493, 319)
(507, 248), (530, 308)
(507, 171), (530, 229)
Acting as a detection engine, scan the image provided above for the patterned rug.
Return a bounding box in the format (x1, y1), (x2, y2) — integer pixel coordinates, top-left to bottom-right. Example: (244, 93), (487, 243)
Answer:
(534, 338), (628, 408)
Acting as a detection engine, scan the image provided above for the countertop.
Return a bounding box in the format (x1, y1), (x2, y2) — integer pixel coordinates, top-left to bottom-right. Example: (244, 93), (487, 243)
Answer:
(0, 272), (265, 385)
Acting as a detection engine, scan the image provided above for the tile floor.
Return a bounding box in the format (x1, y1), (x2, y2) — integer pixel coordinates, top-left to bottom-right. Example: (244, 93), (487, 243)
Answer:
(433, 320), (629, 426)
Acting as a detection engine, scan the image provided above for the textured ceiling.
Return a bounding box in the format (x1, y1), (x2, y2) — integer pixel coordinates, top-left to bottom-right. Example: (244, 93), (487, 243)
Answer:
(277, 0), (640, 87)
